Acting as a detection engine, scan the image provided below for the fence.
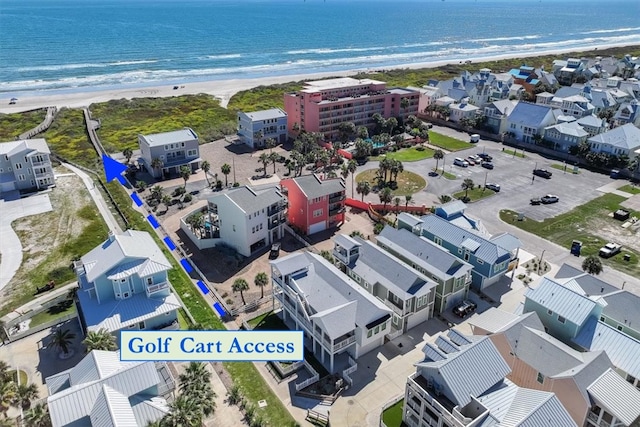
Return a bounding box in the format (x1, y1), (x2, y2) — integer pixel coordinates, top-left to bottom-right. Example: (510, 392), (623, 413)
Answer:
(379, 394), (404, 427)
(7, 312), (78, 343)
(295, 360), (320, 392)
(342, 356), (358, 387)
(307, 409), (330, 426)
(283, 223), (319, 254)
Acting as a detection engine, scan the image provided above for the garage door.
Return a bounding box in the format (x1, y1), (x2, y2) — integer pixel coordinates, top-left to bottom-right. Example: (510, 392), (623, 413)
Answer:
(309, 221), (326, 235)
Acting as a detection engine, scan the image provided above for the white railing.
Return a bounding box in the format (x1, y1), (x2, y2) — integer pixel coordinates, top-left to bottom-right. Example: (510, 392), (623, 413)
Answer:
(146, 281), (170, 295)
(342, 357), (358, 387)
(295, 360), (320, 392)
(333, 335), (356, 352)
(386, 328), (404, 341)
(382, 298), (408, 316)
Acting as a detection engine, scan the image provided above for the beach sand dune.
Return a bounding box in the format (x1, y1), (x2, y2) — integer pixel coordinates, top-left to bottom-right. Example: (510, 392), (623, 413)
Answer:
(1, 43), (638, 114)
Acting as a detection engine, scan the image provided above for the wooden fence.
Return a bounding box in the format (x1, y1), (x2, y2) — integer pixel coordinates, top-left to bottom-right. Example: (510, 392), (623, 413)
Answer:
(307, 409), (330, 426)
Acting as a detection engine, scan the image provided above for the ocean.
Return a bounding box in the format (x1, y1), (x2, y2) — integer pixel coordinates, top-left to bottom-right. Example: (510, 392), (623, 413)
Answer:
(1, 0), (639, 96)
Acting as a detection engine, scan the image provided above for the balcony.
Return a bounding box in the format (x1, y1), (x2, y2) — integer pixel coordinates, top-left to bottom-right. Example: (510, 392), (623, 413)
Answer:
(268, 217), (281, 230)
(382, 298), (409, 316)
(146, 281), (170, 296)
(329, 205), (346, 216)
(333, 335), (356, 352)
(329, 193), (346, 203)
(267, 205), (284, 216)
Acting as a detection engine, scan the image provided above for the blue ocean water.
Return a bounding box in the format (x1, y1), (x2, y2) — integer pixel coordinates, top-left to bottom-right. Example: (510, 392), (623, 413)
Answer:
(1, 0), (639, 95)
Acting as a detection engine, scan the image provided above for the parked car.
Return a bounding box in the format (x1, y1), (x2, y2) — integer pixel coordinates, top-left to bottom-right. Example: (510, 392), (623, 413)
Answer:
(485, 183), (500, 192)
(540, 194), (559, 204)
(481, 161), (494, 170)
(533, 169), (553, 179)
(269, 242), (281, 259)
(453, 157), (469, 167)
(477, 153), (493, 161)
(472, 155), (483, 163)
(599, 242), (622, 258)
(466, 156), (476, 166)
(453, 300), (477, 317)
(470, 134), (480, 143)
(530, 197), (541, 205)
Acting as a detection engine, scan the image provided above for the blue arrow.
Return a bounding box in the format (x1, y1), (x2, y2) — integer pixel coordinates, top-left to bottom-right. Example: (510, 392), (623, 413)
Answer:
(102, 154), (127, 184)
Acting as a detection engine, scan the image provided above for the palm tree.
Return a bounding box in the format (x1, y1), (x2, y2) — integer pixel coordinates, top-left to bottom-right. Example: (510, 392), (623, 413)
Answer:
(50, 328), (76, 357)
(0, 361), (10, 382)
(0, 380), (16, 415)
(23, 403), (51, 427)
(404, 194), (413, 209)
(461, 178), (475, 200)
(582, 255), (603, 275)
(254, 272), (269, 299)
(179, 362), (210, 387)
(14, 383), (38, 409)
(266, 137), (277, 153)
(179, 165), (191, 188)
(439, 194), (452, 204)
(150, 157), (163, 178)
(393, 197), (402, 222)
(347, 160), (357, 199)
(177, 362), (215, 422)
(82, 328), (117, 352)
(434, 149), (444, 173)
(356, 181), (371, 202)
(123, 148), (134, 165)
(269, 152), (278, 174)
(135, 180), (146, 193)
(378, 187), (393, 213)
(227, 384), (243, 406)
(162, 395), (201, 427)
(232, 278), (250, 305)
(150, 185), (164, 204)
(201, 160), (211, 185)
(221, 163), (231, 187)
(258, 153), (270, 177)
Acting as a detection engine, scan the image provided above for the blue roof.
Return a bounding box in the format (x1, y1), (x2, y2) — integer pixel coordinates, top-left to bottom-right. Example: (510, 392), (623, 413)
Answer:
(525, 277), (597, 326)
(507, 102), (553, 127)
(574, 318), (640, 379)
(418, 215), (510, 264)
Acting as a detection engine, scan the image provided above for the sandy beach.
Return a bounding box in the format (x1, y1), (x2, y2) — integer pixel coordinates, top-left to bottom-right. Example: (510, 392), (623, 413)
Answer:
(1, 42), (638, 114)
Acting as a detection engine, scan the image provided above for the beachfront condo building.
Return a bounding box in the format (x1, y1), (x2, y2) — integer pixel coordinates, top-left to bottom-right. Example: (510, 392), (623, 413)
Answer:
(283, 77), (419, 141)
(237, 108), (288, 149)
(0, 138), (54, 195)
(138, 128), (201, 179)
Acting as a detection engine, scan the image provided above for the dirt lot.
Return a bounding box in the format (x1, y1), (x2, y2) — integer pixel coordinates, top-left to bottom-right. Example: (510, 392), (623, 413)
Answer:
(0, 166), (94, 310)
(588, 216), (640, 252)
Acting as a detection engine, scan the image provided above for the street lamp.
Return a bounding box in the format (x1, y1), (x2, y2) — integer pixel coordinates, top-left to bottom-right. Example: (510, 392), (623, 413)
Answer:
(538, 250), (546, 275)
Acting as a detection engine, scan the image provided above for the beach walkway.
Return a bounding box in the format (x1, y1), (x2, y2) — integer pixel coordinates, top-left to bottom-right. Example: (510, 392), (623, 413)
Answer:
(18, 106), (57, 140)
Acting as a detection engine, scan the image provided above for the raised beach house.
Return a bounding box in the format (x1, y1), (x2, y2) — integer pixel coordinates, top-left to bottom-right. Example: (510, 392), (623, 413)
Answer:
(138, 128), (201, 179)
(0, 138), (54, 195)
(237, 108), (288, 148)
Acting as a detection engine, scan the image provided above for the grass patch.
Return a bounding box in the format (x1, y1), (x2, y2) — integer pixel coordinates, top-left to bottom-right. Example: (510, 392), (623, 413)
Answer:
(432, 168), (457, 180)
(453, 187), (495, 202)
(0, 109), (46, 140)
(619, 184), (640, 195)
(106, 183), (296, 426)
(371, 146), (434, 162)
(29, 299), (76, 328)
(247, 311), (275, 329)
(177, 308), (192, 329)
(499, 193), (640, 276)
(428, 131), (472, 151)
(502, 148), (526, 158)
(355, 169), (426, 197)
(381, 399), (405, 427)
(42, 108), (98, 169)
(550, 163), (580, 174)
(228, 82), (305, 112)
(90, 95), (237, 152)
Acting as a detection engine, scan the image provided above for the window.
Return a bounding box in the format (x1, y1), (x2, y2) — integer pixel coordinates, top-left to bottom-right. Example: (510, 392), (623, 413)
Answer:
(188, 149), (197, 156)
(537, 372), (544, 384)
(458, 248), (462, 254)
(139, 321), (146, 329)
(252, 226), (255, 233)
(434, 237), (442, 246)
(128, 323), (136, 328)
(464, 252), (470, 261)
(367, 330), (372, 338)
(477, 259), (484, 265)
(381, 322), (386, 331)
(15, 163), (22, 170)
(259, 223), (263, 230)
(18, 174), (25, 181)
(313, 209), (323, 218)
(374, 326), (380, 334)
(617, 325), (623, 331)
(547, 309), (553, 316)
(557, 315), (566, 324)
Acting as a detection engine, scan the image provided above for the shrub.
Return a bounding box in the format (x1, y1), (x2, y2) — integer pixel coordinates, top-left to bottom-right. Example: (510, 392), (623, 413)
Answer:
(233, 182), (240, 187)
(183, 193), (193, 203)
(373, 222), (384, 235)
(226, 298), (234, 305)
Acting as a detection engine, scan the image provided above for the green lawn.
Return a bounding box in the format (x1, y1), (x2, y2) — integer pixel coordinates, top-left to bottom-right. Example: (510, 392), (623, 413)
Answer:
(619, 184), (640, 195)
(499, 193), (640, 276)
(502, 148), (526, 158)
(91, 95), (237, 152)
(371, 146), (434, 162)
(381, 399), (405, 427)
(228, 82), (304, 111)
(428, 131), (472, 151)
(356, 169), (427, 197)
(41, 108), (98, 169)
(29, 299), (76, 328)
(177, 308), (192, 329)
(0, 109), (46, 140)
(453, 187), (496, 202)
(432, 168), (457, 180)
(550, 163), (580, 174)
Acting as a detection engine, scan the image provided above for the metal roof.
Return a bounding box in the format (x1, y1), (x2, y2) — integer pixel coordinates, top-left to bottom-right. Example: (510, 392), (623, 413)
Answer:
(469, 307), (520, 334)
(89, 384), (138, 427)
(573, 318), (640, 380)
(507, 102), (553, 127)
(47, 354), (165, 427)
(0, 138), (51, 155)
(310, 301), (357, 339)
(77, 291), (181, 333)
(419, 215), (510, 264)
(477, 379), (577, 427)
(283, 174), (345, 199)
(334, 234), (360, 251)
(525, 277), (598, 326)
(82, 230), (172, 283)
(130, 396), (170, 426)
(416, 335), (511, 407)
(349, 238), (436, 299)
(138, 128), (198, 147)
(397, 212), (423, 228)
(437, 200), (466, 218)
(545, 121), (588, 138)
(602, 291), (640, 329)
(489, 233), (522, 253)
(588, 123), (640, 150)
(587, 369), (640, 426)
(210, 185), (284, 214)
(377, 227), (472, 281)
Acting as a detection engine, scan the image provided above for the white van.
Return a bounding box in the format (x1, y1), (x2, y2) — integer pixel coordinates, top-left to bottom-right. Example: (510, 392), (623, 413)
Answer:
(470, 134), (480, 143)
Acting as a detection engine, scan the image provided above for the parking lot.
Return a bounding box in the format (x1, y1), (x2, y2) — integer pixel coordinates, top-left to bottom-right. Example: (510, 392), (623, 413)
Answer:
(418, 142), (612, 222)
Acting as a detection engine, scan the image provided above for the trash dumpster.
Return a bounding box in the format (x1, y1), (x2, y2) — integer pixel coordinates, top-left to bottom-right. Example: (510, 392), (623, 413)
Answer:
(570, 240), (583, 256)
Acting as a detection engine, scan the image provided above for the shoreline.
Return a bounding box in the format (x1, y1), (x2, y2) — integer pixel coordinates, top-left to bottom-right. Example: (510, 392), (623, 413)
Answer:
(1, 42), (639, 114)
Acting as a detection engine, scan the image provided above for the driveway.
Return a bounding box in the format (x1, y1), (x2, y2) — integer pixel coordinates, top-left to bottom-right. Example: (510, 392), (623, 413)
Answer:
(0, 193), (53, 291)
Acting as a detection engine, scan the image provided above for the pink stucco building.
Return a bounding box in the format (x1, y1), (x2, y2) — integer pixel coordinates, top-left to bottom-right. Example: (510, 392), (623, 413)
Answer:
(284, 77), (419, 141)
(281, 174), (346, 235)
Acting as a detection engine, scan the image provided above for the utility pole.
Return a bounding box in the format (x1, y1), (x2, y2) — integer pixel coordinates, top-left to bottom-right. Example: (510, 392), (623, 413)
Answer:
(232, 157), (236, 186)
(538, 250), (546, 275)
(483, 171), (488, 192)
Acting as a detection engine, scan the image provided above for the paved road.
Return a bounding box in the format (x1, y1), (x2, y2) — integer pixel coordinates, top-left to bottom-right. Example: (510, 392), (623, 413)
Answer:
(0, 193), (53, 292)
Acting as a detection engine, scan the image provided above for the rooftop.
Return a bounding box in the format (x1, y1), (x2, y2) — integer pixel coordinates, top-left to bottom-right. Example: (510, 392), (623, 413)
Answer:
(507, 102), (553, 127)
(587, 368), (640, 426)
(240, 108), (287, 121)
(283, 174), (345, 199)
(301, 77), (385, 92)
(139, 128), (198, 147)
(588, 123), (640, 150)
(525, 277), (600, 326)
(210, 185), (284, 214)
(0, 138), (50, 156)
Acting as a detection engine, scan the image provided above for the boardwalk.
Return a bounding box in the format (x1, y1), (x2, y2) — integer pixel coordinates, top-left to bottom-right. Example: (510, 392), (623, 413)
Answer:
(18, 106), (57, 140)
